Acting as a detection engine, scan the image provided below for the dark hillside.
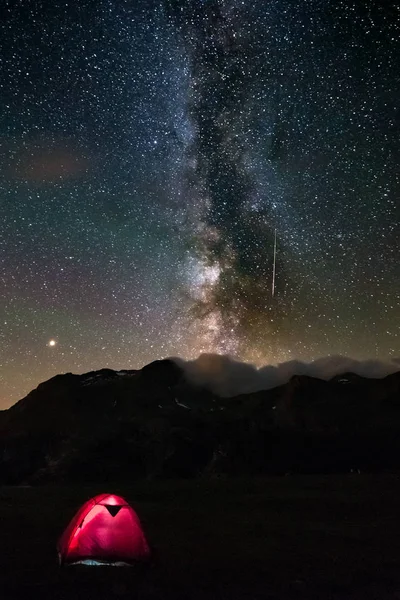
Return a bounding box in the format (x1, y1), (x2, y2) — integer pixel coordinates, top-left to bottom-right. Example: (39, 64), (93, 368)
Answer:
(0, 360), (399, 483)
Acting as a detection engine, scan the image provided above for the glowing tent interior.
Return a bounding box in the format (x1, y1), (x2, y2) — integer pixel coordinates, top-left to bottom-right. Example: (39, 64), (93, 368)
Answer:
(57, 493), (151, 566)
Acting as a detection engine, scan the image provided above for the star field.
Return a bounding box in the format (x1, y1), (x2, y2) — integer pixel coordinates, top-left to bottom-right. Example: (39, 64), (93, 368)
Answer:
(1, 0), (399, 408)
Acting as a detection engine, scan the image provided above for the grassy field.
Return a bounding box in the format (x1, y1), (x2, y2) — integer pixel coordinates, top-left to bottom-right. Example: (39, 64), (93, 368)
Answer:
(1, 475), (400, 599)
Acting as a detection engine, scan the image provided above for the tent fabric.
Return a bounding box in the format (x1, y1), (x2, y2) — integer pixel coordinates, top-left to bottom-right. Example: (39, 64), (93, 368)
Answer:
(57, 493), (151, 566)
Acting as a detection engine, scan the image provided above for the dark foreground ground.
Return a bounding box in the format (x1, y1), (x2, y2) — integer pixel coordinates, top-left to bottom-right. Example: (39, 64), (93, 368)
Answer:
(2, 476), (400, 599)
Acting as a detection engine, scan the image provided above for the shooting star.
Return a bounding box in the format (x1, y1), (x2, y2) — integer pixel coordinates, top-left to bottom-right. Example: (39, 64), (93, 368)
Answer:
(272, 228), (277, 297)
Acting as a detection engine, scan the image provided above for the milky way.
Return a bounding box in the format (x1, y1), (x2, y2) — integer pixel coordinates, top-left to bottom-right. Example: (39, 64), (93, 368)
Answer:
(168, 1), (291, 357)
(1, 0), (399, 407)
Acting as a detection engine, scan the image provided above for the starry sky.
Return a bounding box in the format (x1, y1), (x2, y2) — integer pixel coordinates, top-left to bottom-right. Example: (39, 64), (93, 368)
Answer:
(1, 0), (399, 408)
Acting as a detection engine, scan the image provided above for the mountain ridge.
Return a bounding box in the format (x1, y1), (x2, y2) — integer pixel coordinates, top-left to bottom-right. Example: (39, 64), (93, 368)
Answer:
(1, 359), (399, 483)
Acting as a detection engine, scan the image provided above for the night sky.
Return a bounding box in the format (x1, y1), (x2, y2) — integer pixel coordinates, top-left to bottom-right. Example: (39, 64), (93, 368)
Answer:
(1, 0), (399, 408)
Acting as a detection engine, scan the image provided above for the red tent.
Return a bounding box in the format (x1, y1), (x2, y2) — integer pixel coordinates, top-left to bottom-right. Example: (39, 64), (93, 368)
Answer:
(57, 493), (151, 566)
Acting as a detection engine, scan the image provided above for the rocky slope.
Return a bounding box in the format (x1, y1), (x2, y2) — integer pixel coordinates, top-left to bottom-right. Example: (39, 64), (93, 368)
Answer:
(1, 360), (399, 483)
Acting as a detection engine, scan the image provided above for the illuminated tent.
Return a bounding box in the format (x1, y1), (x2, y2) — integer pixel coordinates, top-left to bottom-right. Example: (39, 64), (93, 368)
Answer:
(57, 493), (151, 566)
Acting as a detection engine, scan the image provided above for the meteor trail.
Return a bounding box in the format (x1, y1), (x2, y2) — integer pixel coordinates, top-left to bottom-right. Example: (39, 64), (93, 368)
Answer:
(272, 228), (277, 298)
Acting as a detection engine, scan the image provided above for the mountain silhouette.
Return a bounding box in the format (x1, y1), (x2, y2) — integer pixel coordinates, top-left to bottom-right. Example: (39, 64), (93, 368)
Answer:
(1, 360), (399, 483)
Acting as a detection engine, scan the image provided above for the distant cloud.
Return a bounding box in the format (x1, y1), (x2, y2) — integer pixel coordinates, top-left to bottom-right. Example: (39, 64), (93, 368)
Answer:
(4, 137), (91, 183)
(172, 353), (400, 397)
